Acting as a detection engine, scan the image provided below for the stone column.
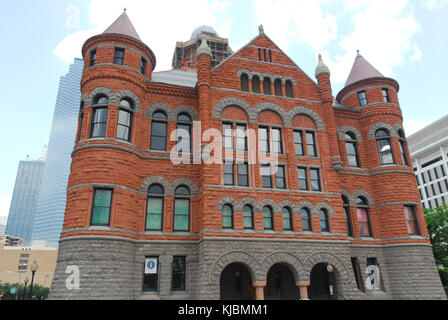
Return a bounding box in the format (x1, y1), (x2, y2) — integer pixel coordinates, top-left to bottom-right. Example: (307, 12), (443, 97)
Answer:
(253, 281), (266, 300)
(297, 280), (310, 300)
(158, 255), (173, 299)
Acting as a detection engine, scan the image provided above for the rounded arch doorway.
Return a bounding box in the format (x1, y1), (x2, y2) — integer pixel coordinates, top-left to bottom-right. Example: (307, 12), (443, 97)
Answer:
(265, 263), (300, 300)
(220, 263), (255, 300)
(308, 263), (337, 300)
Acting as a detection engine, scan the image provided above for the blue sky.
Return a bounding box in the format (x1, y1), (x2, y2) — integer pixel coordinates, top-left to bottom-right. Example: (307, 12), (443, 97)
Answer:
(1, 0), (448, 219)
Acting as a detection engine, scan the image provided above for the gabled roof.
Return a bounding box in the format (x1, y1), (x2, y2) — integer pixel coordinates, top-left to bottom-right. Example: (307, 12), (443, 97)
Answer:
(344, 52), (384, 87)
(103, 11), (141, 41)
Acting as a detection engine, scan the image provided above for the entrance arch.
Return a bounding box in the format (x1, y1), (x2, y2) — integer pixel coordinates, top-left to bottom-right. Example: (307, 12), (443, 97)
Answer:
(220, 263), (255, 300)
(308, 263), (337, 300)
(265, 263), (300, 300)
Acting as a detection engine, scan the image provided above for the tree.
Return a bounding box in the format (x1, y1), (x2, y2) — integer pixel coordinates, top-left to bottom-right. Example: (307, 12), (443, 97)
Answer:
(0, 282), (49, 300)
(424, 204), (448, 267)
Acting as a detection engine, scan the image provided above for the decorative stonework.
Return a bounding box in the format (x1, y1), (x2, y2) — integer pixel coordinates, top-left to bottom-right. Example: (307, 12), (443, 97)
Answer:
(337, 126), (362, 141)
(254, 102), (288, 125)
(287, 107), (325, 131)
(368, 122), (396, 139)
(141, 176), (198, 197)
(213, 98), (257, 123)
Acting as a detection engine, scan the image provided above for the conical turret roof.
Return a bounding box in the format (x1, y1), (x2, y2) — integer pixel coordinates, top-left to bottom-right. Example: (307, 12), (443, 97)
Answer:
(103, 11), (141, 41)
(344, 51), (384, 87)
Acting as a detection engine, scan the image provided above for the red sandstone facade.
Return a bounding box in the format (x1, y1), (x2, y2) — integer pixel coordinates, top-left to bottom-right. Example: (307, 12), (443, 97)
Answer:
(49, 13), (446, 300)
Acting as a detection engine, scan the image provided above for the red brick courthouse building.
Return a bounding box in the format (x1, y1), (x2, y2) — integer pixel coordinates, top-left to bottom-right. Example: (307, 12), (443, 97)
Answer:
(49, 12), (446, 300)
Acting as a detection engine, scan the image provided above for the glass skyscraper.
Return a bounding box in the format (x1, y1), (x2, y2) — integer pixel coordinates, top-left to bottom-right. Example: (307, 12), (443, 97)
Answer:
(5, 159), (45, 243)
(32, 58), (83, 247)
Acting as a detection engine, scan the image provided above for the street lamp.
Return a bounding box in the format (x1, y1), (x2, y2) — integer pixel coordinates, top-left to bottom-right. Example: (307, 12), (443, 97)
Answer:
(22, 277), (29, 300)
(29, 261), (38, 300)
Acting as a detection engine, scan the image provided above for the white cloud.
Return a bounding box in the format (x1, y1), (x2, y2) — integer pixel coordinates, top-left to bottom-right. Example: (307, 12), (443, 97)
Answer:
(403, 119), (431, 136)
(423, 0), (448, 10)
(54, 0), (232, 71)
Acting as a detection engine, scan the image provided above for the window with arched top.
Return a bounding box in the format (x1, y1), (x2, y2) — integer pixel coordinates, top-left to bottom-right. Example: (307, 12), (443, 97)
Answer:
(375, 129), (394, 165)
(319, 209), (330, 232)
(285, 80), (293, 98)
(274, 79), (282, 96)
(90, 96), (109, 138)
(150, 111), (167, 151)
(252, 75), (260, 93)
(145, 184), (164, 231)
(398, 129), (409, 166)
(116, 98), (134, 142)
(176, 113), (192, 153)
(222, 204), (233, 229)
(263, 77), (272, 95)
(342, 196), (353, 237)
(345, 131), (360, 167)
(263, 206), (273, 230)
(356, 197), (372, 237)
(243, 205), (254, 230)
(173, 186), (190, 232)
(282, 207), (292, 231)
(300, 208), (311, 231)
(241, 73), (249, 92)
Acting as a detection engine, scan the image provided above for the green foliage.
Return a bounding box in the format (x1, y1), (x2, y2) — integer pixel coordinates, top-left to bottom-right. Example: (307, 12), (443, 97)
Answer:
(438, 267), (448, 286)
(424, 204), (448, 268)
(0, 281), (49, 300)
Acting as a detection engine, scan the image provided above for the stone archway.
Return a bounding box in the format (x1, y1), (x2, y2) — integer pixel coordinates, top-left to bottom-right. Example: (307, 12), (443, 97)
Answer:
(265, 263), (300, 300)
(220, 263), (255, 300)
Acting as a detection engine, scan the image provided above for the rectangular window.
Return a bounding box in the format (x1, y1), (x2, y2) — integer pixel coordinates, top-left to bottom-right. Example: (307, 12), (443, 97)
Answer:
(382, 88), (390, 103)
(351, 257), (364, 291)
(261, 164), (272, 188)
(275, 165), (286, 189)
(90, 49), (96, 67)
(298, 167), (308, 190)
(90, 107), (108, 138)
(18, 265), (27, 271)
(358, 91), (367, 106)
(223, 161), (234, 186)
(150, 121), (167, 151)
(399, 141), (409, 166)
(294, 131), (304, 156)
(91, 189), (112, 226)
(263, 48), (267, 61)
(176, 124), (191, 153)
(140, 57), (147, 75)
(346, 141), (359, 167)
(235, 124), (247, 152)
(172, 256), (186, 291)
(223, 123), (233, 150)
(116, 109), (132, 141)
(20, 254), (29, 258)
(173, 199), (190, 231)
(271, 128), (283, 154)
(258, 48), (261, 61)
(143, 257), (158, 292)
(146, 197), (163, 231)
(357, 208), (372, 237)
(19, 259), (28, 265)
(404, 206), (420, 235)
(310, 168), (321, 191)
(113, 48), (125, 65)
(306, 132), (317, 157)
(237, 163), (249, 187)
(258, 127), (270, 153)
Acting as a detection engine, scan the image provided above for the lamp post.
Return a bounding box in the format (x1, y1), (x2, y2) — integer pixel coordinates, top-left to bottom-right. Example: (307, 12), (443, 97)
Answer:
(29, 261), (38, 300)
(22, 277), (29, 300)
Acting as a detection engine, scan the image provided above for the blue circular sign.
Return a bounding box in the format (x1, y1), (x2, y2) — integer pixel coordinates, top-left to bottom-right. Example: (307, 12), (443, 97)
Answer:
(147, 261), (155, 269)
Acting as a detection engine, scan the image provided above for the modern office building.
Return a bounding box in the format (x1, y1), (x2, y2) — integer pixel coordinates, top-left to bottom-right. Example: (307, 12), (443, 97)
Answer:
(0, 217), (6, 235)
(31, 59), (83, 247)
(408, 115), (448, 209)
(49, 12), (445, 300)
(5, 159), (45, 244)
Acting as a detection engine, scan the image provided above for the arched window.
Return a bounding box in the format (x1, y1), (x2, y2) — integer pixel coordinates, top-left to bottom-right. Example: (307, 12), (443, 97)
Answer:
(356, 197), (372, 237)
(398, 129), (409, 166)
(150, 111), (167, 151)
(90, 95), (109, 138)
(342, 196), (353, 237)
(173, 186), (190, 232)
(263, 206), (273, 230)
(241, 73), (249, 92)
(375, 129), (394, 165)
(176, 113), (192, 153)
(285, 80), (293, 98)
(274, 78), (282, 96)
(300, 208), (311, 231)
(282, 207), (292, 231)
(116, 98), (134, 142)
(222, 204), (233, 229)
(263, 77), (272, 95)
(345, 131), (360, 167)
(319, 209), (330, 232)
(252, 75), (260, 93)
(145, 184), (164, 231)
(243, 205), (254, 230)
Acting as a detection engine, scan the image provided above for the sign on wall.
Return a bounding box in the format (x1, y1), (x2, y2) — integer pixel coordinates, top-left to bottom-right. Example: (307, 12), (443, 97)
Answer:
(145, 257), (158, 274)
